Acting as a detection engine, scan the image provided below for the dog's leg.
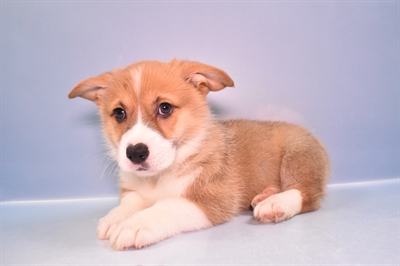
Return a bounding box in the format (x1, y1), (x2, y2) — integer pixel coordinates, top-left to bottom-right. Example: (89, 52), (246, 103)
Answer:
(97, 192), (146, 240)
(108, 197), (212, 250)
(253, 141), (328, 223)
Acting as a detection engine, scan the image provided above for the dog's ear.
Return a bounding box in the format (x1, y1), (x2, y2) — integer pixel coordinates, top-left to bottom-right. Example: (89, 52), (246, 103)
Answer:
(68, 72), (112, 105)
(180, 60), (234, 95)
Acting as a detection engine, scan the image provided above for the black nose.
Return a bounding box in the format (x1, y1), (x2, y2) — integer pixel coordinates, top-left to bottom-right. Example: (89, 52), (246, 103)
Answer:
(126, 143), (149, 164)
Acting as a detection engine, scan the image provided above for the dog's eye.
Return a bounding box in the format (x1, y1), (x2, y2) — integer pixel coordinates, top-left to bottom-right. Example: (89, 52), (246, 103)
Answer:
(158, 102), (173, 118)
(113, 107), (126, 122)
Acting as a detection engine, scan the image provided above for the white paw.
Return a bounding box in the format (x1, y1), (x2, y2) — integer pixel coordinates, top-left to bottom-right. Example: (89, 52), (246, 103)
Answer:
(253, 189), (302, 223)
(97, 205), (137, 240)
(106, 198), (212, 250)
(108, 212), (164, 250)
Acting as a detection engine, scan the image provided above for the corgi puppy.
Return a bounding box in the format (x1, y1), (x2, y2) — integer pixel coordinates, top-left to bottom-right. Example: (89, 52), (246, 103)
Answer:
(69, 59), (329, 250)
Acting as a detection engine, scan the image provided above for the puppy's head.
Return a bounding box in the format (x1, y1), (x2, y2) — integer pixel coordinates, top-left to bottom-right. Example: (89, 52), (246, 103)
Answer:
(69, 60), (234, 176)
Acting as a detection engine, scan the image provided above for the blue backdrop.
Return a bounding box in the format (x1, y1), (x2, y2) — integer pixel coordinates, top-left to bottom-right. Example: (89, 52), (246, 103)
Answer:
(1, 1), (398, 201)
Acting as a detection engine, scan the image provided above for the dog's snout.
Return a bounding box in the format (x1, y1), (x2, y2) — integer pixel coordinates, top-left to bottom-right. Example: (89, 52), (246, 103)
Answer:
(126, 143), (149, 164)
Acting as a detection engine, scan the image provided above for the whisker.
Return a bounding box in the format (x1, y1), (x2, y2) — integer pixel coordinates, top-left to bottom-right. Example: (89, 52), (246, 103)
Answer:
(101, 160), (114, 180)
(86, 149), (111, 158)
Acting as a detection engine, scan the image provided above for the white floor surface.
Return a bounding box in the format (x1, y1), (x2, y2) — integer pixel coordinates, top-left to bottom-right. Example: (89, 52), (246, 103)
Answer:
(1, 179), (399, 265)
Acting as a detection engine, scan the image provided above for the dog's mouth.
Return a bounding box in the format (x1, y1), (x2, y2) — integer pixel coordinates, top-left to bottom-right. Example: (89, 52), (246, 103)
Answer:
(136, 162), (150, 172)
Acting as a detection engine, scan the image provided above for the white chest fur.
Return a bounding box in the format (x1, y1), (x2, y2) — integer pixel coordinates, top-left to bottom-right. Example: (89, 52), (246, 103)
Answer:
(119, 167), (201, 206)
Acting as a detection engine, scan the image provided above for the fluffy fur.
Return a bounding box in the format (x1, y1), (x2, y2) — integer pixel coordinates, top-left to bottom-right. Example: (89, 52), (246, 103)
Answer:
(69, 59), (329, 250)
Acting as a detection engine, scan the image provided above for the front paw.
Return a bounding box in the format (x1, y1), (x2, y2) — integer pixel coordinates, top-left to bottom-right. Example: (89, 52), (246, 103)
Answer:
(97, 217), (117, 240)
(108, 214), (163, 250)
(97, 206), (136, 240)
(103, 197), (211, 250)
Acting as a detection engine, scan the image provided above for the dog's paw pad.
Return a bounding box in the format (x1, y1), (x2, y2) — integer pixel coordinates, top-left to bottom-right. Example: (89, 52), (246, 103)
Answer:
(253, 189), (302, 223)
(275, 208), (285, 218)
(263, 211), (276, 221)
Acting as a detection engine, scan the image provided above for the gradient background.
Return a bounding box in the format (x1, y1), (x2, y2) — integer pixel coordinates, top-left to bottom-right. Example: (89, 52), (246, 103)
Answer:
(1, 1), (398, 201)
